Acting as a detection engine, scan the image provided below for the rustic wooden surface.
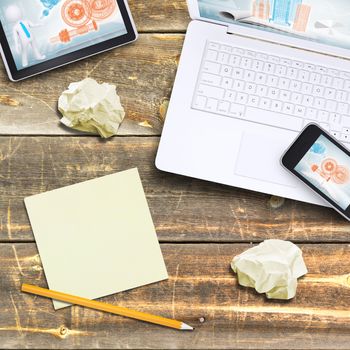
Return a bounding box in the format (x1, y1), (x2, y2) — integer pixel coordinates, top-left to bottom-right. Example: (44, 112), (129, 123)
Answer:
(0, 0), (349, 349)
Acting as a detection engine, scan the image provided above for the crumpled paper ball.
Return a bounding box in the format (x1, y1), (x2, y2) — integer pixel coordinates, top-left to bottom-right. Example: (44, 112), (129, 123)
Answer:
(58, 78), (125, 138)
(231, 240), (308, 300)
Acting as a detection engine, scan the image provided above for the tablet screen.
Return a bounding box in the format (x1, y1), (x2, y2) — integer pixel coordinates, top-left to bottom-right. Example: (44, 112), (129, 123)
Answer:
(0, 0), (127, 71)
(196, 0), (350, 52)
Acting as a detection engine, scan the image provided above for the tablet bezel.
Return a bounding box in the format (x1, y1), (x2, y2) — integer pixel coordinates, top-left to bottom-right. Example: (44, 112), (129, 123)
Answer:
(0, 0), (137, 81)
(186, 0), (350, 61)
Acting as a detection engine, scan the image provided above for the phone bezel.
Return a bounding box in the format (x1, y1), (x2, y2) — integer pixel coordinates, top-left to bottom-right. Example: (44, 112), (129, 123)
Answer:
(281, 123), (350, 220)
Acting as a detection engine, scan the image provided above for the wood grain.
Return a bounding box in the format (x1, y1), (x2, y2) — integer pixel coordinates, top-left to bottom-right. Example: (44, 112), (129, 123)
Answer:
(1, 137), (349, 243)
(0, 243), (349, 349)
(130, 0), (190, 32)
(0, 34), (184, 136)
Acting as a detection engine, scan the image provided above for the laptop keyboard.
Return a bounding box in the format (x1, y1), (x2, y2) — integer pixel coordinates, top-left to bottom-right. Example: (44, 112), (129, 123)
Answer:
(192, 40), (350, 144)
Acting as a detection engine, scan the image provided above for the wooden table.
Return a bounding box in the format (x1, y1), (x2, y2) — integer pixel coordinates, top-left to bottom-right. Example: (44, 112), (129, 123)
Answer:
(1, 1), (349, 349)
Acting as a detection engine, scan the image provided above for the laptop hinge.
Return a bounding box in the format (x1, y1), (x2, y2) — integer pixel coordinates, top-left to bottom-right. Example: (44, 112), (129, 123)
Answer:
(227, 25), (236, 35)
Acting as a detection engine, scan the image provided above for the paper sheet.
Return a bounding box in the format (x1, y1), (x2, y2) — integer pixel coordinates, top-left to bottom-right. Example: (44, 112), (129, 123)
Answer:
(25, 168), (168, 309)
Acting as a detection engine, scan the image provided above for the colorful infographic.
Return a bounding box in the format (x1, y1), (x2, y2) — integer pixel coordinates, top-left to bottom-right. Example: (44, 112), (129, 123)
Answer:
(295, 135), (350, 210)
(0, 0), (127, 70)
(197, 0), (350, 50)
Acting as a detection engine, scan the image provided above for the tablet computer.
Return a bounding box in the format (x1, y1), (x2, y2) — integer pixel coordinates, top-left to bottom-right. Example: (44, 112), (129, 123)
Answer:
(0, 0), (137, 81)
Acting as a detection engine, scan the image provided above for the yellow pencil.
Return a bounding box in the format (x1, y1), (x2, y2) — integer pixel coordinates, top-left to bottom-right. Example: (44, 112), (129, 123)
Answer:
(21, 284), (193, 331)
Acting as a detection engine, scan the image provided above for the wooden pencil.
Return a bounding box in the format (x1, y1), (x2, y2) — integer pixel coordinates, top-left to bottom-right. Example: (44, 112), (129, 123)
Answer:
(21, 284), (193, 331)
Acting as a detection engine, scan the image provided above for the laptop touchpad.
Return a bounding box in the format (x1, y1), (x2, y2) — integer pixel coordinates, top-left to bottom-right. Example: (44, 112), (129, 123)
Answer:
(235, 131), (297, 187)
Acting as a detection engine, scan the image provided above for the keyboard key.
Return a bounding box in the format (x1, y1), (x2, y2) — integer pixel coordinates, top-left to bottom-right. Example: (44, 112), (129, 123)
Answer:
(245, 107), (303, 131)
(206, 50), (218, 61)
(336, 90), (348, 102)
(331, 131), (340, 139)
(286, 68), (298, 79)
(218, 52), (229, 64)
(298, 70), (309, 82)
(236, 92), (248, 105)
(302, 95), (314, 107)
(229, 55), (241, 66)
(201, 73), (221, 86)
(317, 110), (329, 122)
(256, 85), (268, 96)
(248, 95), (260, 107)
(310, 73), (321, 84)
(325, 88), (336, 99)
(197, 84), (225, 99)
(301, 83), (312, 94)
(242, 57), (252, 69)
(218, 101), (230, 113)
(221, 65), (232, 77)
(295, 105), (306, 117)
(268, 87), (279, 99)
(267, 75), (278, 87)
(208, 42), (220, 50)
(259, 98), (271, 109)
(206, 98), (218, 112)
(244, 70), (256, 82)
(306, 108), (317, 120)
(344, 80), (350, 92)
(316, 66), (328, 74)
(232, 68), (244, 79)
(313, 86), (324, 97)
(337, 103), (349, 115)
(291, 93), (302, 104)
(333, 78), (344, 90)
(314, 98), (326, 109)
(320, 123), (330, 131)
(283, 103), (294, 115)
(252, 60), (264, 71)
(325, 100), (337, 112)
(193, 96), (207, 109)
(245, 83), (257, 94)
(290, 80), (301, 91)
(276, 65), (287, 76)
(256, 73), (267, 84)
(321, 75), (333, 86)
(203, 61), (221, 74)
(278, 78), (290, 89)
(303, 119), (314, 128)
(224, 90), (236, 102)
(221, 45), (232, 53)
(229, 104), (245, 118)
(271, 100), (283, 112)
(340, 134), (350, 142)
(232, 80), (245, 91)
(222, 77), (233, 89)
(264, 62), (275, 74)
(280, 90), (291, 101)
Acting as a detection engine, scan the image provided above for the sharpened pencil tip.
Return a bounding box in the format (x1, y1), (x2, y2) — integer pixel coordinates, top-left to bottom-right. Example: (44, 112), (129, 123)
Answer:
(181, 323), (194, 331)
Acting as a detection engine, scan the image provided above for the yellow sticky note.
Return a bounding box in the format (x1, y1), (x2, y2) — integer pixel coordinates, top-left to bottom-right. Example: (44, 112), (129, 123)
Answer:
(25, 168), (168, 309)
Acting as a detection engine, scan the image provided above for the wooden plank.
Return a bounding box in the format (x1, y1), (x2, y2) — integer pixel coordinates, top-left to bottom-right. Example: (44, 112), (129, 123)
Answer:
(130, 0), (190, 32)
(1, 137), (349, 243)
(0, 243), (349, 349)
(0, 34), (184, 136)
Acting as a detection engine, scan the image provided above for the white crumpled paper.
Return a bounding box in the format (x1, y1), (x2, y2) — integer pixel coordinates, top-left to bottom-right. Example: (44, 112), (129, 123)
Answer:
(231, 240), (307, 300)
(58, 78), (125, 138)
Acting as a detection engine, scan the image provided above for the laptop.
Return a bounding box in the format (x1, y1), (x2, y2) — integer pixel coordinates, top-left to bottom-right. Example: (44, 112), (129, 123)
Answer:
(156, 0), (350, 206)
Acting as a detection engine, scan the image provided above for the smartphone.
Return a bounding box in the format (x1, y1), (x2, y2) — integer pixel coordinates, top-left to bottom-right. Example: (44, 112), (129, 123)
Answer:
(281, 123), (350, 221)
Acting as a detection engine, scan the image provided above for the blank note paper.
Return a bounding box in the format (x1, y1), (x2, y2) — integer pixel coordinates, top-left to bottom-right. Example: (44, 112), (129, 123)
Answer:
(24, 168), (168, 309)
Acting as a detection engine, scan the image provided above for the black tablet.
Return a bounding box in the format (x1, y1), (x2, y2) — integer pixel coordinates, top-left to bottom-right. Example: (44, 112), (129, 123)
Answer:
(0, 0), (137, 81)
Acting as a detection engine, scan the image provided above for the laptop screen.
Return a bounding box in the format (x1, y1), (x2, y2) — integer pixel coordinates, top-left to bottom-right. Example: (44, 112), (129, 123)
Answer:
(196, 0), (350, 52)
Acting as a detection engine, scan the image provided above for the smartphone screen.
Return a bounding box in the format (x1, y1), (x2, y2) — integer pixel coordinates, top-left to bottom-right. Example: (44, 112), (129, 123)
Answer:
(282, 124), (350, 220)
